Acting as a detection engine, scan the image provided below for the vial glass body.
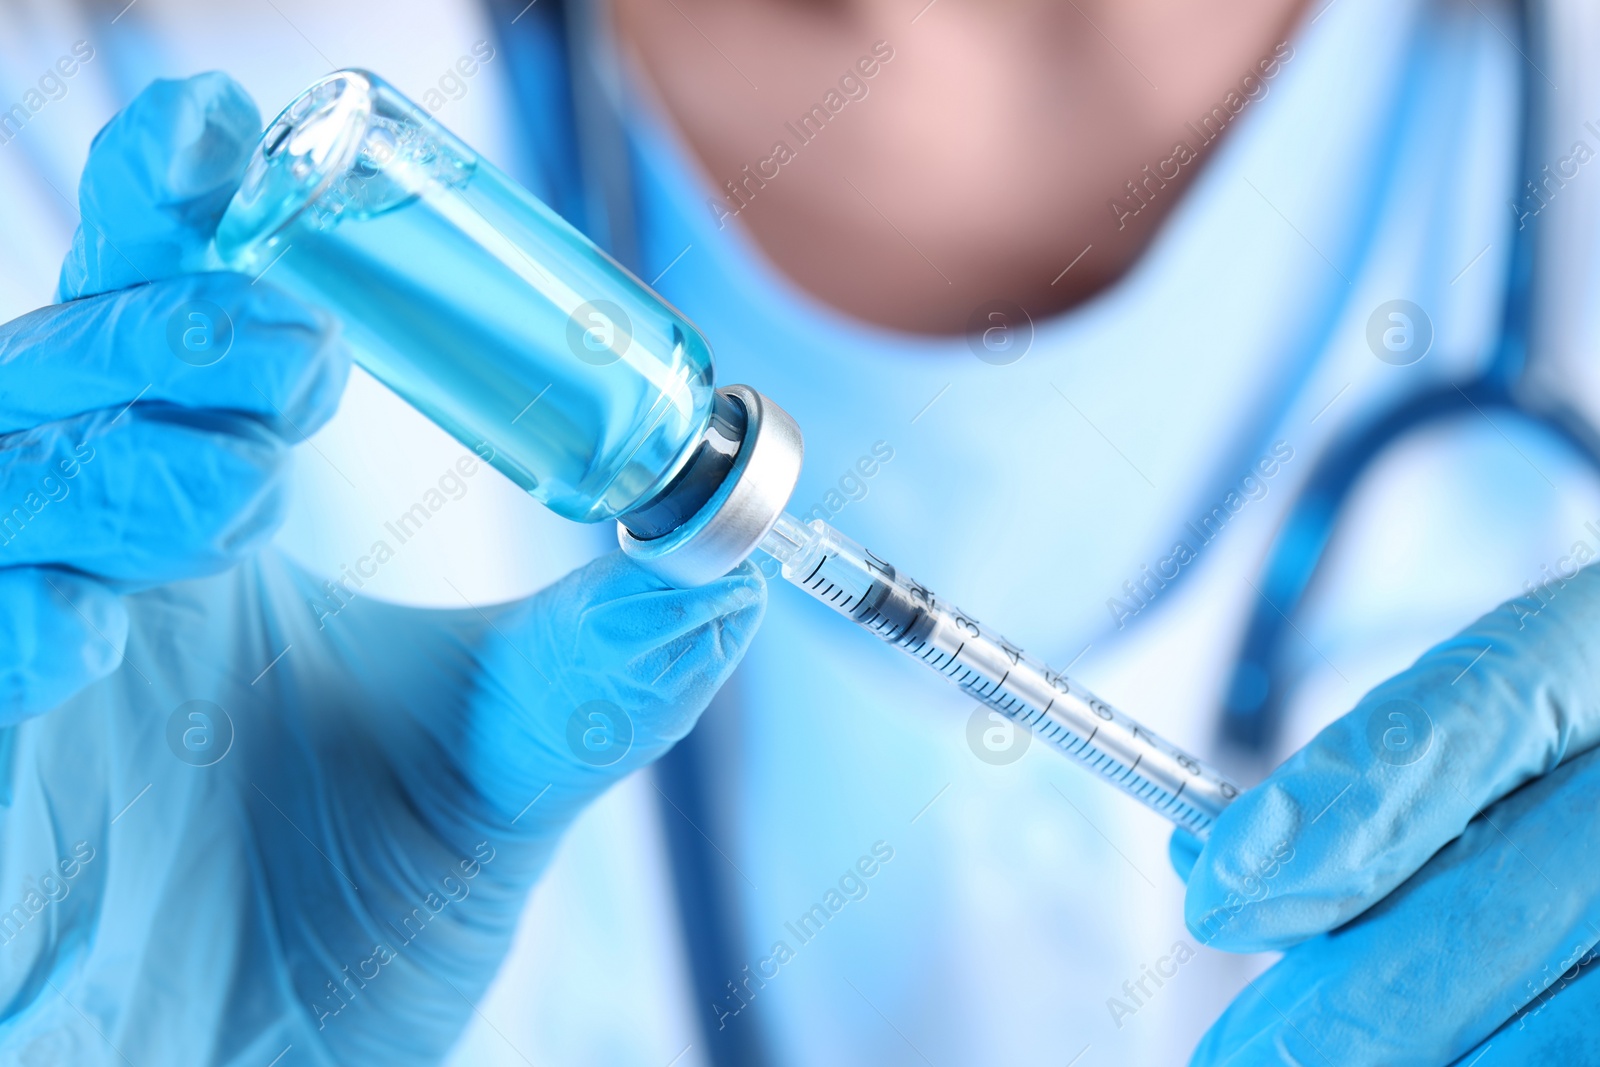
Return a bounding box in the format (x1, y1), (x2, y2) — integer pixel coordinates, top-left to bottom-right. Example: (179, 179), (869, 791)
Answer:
(215, 69), (715, 524)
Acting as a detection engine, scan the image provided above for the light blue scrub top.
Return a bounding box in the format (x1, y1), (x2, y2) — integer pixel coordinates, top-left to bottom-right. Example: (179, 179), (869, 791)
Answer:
(610, 0), (1591, 1060)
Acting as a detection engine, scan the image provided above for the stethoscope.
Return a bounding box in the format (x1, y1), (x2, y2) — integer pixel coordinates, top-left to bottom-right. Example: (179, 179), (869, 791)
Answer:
(1217, 0), (1600, 755)
(490, 0), (1600, 1064)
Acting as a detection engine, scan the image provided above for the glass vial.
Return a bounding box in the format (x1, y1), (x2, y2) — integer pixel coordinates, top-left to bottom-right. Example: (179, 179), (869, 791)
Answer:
(215, 69), (715, 525)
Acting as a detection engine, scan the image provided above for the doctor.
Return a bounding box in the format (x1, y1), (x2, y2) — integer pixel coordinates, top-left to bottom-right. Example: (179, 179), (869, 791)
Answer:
(1, 0), (1599, 1065)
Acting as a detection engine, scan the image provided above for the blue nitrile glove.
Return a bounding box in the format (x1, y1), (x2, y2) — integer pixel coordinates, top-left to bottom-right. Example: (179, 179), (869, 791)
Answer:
(0, 73), (765, 1066)
(1172, 562), (1600, 1065)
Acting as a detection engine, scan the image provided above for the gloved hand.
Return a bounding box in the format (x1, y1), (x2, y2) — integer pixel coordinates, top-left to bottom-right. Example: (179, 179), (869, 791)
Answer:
(0, 73), (765, 1066)
(1172, 562), (1600, 1065)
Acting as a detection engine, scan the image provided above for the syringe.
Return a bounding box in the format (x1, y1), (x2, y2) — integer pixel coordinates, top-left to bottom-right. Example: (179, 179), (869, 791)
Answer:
(759, 512), (1241, 838)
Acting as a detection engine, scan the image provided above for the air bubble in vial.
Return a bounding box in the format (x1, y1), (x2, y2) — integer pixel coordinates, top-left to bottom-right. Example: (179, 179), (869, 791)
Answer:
(360, 126), (399, 169)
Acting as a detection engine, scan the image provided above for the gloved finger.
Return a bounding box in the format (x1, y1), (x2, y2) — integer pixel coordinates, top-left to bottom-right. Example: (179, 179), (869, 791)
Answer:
(438, 552), (767, 824)
(1450, 941), (1600, 1065)
(59, 71), (260, 299)
(539, 552), (767, 746)
(558, 554), (767, 725)
(1187, 562), (1600, 952)
(1188, 743), (1600, 1066)
(0, 567), (127, 725)
(0, 406), (297, 587)
(0, 272), (348, 436)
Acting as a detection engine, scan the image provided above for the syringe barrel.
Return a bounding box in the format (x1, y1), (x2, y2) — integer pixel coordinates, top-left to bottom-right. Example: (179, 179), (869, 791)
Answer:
(215, 69), (716, 526)
(762, 513), (1241, 836)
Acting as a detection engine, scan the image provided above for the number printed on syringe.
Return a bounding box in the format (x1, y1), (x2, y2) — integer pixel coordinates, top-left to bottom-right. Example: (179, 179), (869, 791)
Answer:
(760, 512), (1241, 837)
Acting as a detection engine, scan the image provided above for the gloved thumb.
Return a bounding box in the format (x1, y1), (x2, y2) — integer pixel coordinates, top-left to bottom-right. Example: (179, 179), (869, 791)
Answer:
(60, 71), (260, 300)
(461, 551), (766, 823)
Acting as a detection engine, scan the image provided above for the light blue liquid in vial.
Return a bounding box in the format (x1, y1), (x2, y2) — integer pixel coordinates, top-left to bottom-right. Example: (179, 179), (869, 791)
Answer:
(215, 70), (714, 524)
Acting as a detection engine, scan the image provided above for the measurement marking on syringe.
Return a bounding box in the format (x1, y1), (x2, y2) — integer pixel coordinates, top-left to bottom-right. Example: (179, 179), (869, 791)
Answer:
(765, 516), (1237, 837)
